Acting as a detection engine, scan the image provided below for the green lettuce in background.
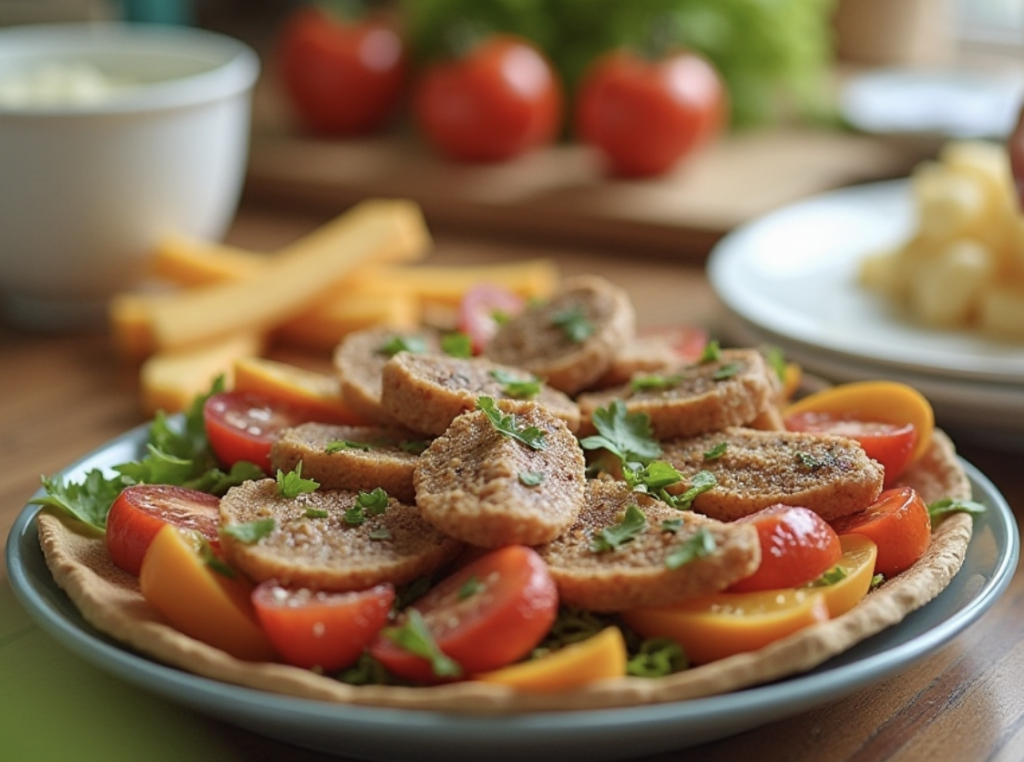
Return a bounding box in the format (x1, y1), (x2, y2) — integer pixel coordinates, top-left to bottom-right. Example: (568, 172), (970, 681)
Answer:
(400, 0), (838, 128)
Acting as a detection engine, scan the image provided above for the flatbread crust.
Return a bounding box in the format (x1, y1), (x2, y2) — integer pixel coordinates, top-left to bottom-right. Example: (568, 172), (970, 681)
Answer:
(35, 430), (974, 714)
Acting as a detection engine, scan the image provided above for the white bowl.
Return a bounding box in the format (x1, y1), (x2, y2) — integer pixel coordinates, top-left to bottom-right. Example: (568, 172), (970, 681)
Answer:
(0, 22), (260, 331)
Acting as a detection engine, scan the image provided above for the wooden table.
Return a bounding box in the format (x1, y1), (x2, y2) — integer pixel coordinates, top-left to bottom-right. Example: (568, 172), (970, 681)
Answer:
(2, 198), (1022, 761)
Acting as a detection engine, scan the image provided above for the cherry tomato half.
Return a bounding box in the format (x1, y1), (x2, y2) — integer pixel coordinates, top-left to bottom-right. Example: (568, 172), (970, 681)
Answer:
(727, 504), (843, 593)
(785, 411), (918, 487)
(203, 390), (335, 474)
(457, 283), (525, 354)
(106, 484), (220, 577)
(251, 581), (395, 673)
(413, 34), (563, 163)
(575, 48), (726, 177)
(278, 5), (407, 135)
(369, 545), (558, 683)
(829, 486), (931, 578)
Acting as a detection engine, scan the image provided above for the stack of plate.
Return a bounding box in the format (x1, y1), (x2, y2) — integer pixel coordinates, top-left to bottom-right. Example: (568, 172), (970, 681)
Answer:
(707, 180), (1024, 451)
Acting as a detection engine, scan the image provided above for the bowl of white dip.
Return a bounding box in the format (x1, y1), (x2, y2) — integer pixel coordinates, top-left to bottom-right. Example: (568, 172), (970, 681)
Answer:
(0, 22), (259, 330)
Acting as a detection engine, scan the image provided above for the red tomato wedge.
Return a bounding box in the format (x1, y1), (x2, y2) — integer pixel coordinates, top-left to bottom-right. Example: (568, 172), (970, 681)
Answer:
(728, 504), (843, 593)
(457, 283), (525, 354)
(105, 484), (220, 577)
(830, 486), (931, 578)
(203, 389), (337, 474)
(369, 545), (558, 683)
(251, 581), (395, 673)
(785, 410), (917, 487)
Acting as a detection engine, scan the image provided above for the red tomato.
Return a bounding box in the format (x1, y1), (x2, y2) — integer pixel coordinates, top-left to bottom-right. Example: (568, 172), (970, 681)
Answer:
(251, 581), (395, 672)
(830, 487), (931, 578)
(203, 390), (332, 474)
(728, 504), (843, 593)
(638, 325), (710, 363)
(785, 411), (917, 487)
(106, 484), (220, 577)
(575, 48), (726, 177)
(413, 34), (563, 162)
(369, 545), (558, 683)
(278, 5), (407, 135)
(458, 283), (525, 353)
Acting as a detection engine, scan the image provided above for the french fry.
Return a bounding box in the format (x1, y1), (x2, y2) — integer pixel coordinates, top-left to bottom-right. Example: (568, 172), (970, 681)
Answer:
(140, 332), (263, 416)
(273, 289), (420, 351)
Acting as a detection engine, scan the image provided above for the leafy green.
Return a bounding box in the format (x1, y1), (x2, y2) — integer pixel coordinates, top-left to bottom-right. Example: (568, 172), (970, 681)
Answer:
(222, 518), (276, 544)
(579, 401), (661, 464)
(928, 497), (987, 525)
(703, 442), (728, 460)
(441, 331), (473, 358)
(590, 504), (647, 553)
(344, 487), (390, 525)
(477, 396), (548, 450)
(326, 439), (373, 453)
(630, 373), (683, 393)
(626, 637), (688, 677)
(672, 470), (717, 510)
(550, 305), (594, 343)
(383, 609), (462, 679)
(379, 334), (428, 357)
(809, 565), (848, 587)
(519, 470), (545, 487)
(664, 526), (716, 569)
(489, 368), (542, 399)
(276, 463), (319, 498)
(32, 470), (125, 531)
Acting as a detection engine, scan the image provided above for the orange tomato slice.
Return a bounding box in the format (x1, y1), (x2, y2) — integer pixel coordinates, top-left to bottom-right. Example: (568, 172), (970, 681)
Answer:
(232, 355), (369, 425)
(139, 525), (277, 661)
(804, 534), (878, 618)
(475, 627), (627, 692)
(784, 380), (934, 462)
(623, 589), (829, 665)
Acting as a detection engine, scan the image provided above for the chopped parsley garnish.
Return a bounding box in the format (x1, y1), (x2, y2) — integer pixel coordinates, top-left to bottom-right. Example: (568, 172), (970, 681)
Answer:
(326, 439), (373, 453)
(630, 373), (682, 392)
(276, 462), (319, 498)
(199, 537), (236, 578)
(672, 470), (717, 510)
(222, 518), (276, 544)
(809, 565), (848, 587)
(383, 609), (462, 678)
(622, 461), (685, 506)
(477, 396), (548, 450)
(626, 637), (688, 677)
(458, 576), (484, 600)
(796, 450), (836, 470)
(764, 345), (787, 382)
(399, 440), (431, 455)
(699, 339), (722, 363)
(550, 305), (593, 343)
(344, 487), (389, 525)
(870, 573), (885, 590)
(579, 401), (661, 464)
(489, 368), (541, 399)
(379, 334), (428, 357)
(30, 376), (260, 531)
(590, 504), (647, 553)
(703, 442), (728, 460)
(305, 507), (330, 519)
(661, 518), (683, 534)
(441, 331), (473, 358)
(712, 362), (740, 381)
(927, 497), (986, 525)
(664, 526), (717, 569)
(519, 470), (545, 487)
(369, 527), (392, 541)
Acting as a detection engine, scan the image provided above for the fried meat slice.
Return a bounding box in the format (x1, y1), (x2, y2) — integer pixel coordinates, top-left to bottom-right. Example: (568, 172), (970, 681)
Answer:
(536, 480), (761, 612)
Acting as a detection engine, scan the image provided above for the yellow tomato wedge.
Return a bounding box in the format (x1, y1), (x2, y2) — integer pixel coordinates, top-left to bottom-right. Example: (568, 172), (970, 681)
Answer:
(780, 361), (802, 401)
(804, 534), (878, 618)
(232, 355), (370, 425)
(475, 627), (627, 692)
(784, 380), (934, 461)
(139, 525), (277, 661)
(622, 589), (829, 666)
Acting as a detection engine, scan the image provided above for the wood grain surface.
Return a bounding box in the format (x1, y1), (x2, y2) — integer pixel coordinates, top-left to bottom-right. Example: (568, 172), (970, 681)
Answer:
(2, 201), (1022, 762)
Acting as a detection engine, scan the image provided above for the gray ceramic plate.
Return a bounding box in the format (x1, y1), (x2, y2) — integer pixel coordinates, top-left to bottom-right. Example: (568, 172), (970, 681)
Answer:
(6, 423), (1018, 762)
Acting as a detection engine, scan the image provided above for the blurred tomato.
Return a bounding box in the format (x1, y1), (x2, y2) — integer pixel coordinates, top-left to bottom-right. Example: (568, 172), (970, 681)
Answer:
(575, 48), (726, 177)
(278, 4), (407, 135)
(413, 34), (563, 162)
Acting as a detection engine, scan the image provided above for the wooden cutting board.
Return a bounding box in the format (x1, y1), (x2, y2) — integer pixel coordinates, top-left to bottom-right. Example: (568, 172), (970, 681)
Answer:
(244, 84), (935, 260)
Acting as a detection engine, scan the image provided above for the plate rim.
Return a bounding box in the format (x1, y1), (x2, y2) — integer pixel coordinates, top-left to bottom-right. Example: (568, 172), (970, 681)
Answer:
(707, 178), (1024, 385)
(5, 423), (1019, 761)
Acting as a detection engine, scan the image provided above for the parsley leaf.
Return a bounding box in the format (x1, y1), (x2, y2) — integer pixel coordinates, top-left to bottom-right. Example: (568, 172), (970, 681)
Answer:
(379, 334), (428, 357)
(326, 439), (373, 453)
(665, 526), (717, 569)
(550, 305), (593, 343)
(809, 565), (848, 587)
(703, 442), (728, 460)
(276, 462), (319, 498)
(31, 470), (125, 531)
(519, 470), (545, 487)
(489, 368), (541, 399)
(672, 471), (717, 510)
(579, 401), (661, 464)
(458, 576), (484, 600)
(630, 373), (682, 393)
(441, 331), (473, 358)
(590, 504), (647, 553)
(764, 345), (787, 382)
(712, 363), (740, 380)
(927, 497), (986, 524)
(345, 488), (390, 525)
(699, 339), (722, 363)
(222, 518), (275, 544)
(626, 637), (688, 677)
(476, 396), (548, 450)
(383, 609), (462, 678)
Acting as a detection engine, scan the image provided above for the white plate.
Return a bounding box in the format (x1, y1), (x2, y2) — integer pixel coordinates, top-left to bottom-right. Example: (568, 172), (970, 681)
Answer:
(4, 423), (1019, 761)
(707, 180), (1024, 384)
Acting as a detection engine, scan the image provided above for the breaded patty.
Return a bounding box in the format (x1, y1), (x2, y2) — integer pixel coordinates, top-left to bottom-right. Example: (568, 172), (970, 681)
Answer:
(576, 349), (779, 440)
(270, 422), (428, 504)
(536, 480), (761, 612)
(333, 326), (442, 426)
(381, 352), (581, 436)
(484, 275), (635, 395)
(660, 427), (885, 522)
(219, 479), (462, 591)
(414, 402), (587, 547)
(587, 331), (682, 390)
